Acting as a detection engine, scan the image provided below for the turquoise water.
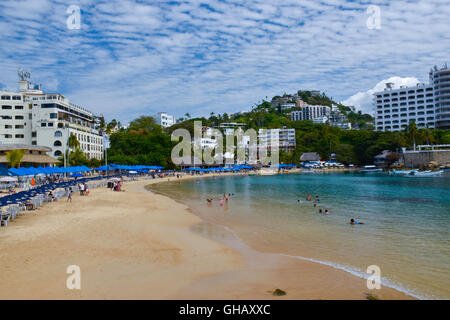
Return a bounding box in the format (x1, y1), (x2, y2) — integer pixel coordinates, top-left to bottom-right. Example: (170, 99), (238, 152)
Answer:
(151, 172), (450, 299)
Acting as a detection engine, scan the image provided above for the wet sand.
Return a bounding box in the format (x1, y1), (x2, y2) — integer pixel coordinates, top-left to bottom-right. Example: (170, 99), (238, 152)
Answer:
(0, 174), (412, 299)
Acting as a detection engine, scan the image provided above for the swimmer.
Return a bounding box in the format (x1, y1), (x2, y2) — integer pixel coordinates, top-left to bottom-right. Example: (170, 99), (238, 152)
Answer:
(313, 203), (317, 208)
(306, 194), (311, 201)
(350, 218), (364, 225)
(324, 209), (330, 215)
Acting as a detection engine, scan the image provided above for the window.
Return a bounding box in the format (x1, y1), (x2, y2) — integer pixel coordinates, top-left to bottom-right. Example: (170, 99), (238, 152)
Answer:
(12, 96), (21, 100)
(54, 150), (62, 156)
(15, 115), (24, 120)
(2, 105), (12, 110)
(4, 125), (12, 129)
(1, 95), (11, 100)
(41, 123), (47, 127)
(48, 122), (54, 127)
(15, 125), (24, 129)
(54, 140), (62, 147)
(55, 131), (62, 137)
(15, 134), (25, 138)
(50, 113), (57, 119)
(15, 105), (23, 110)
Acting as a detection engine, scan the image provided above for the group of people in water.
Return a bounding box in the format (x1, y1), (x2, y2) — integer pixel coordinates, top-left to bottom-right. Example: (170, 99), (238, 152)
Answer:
(301, 193), (364, 225)
(206, 193), (235, 207)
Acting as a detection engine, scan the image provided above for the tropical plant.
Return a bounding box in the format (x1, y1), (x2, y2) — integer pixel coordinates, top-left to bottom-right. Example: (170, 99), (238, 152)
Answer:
(6, 149), (25, 168)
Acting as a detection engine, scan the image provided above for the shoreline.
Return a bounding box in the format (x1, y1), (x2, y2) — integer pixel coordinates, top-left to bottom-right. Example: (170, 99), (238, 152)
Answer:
(148, 174), (414, 300)
(0, 173), (413, 299)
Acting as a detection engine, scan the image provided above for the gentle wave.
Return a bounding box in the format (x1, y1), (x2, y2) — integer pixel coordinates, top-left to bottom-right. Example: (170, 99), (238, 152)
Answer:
(223, 225), (430, 300)
(280, 253), (432, 300)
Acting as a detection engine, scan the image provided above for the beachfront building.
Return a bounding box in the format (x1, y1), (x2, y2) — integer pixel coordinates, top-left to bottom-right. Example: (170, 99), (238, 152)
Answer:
(154, 112), (175, 128)
(430, 65), (450, 129)
(374, 63), (450, 131)
(258, 128), (296, 153)
(0, 144), (58, 168)
(290, 105), (331, 121)
(300, 152), (320, 162)
(0, 72), (104, 160)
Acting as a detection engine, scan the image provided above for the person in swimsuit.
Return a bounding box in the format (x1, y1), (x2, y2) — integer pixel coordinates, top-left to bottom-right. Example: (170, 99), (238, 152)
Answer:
(350, 218), (364, 225)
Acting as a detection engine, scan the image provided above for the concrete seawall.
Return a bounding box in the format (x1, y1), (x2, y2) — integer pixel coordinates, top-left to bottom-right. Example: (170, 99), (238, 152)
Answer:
(403, 150), (450, 168)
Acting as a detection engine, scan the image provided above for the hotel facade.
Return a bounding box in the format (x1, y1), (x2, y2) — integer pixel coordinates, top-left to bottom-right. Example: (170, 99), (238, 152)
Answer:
(0, 75), (104, 160)
(374, 64), (450, 131)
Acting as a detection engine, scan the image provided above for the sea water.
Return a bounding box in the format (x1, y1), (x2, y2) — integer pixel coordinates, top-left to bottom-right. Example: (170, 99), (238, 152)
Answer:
(151, 172), (450, 299)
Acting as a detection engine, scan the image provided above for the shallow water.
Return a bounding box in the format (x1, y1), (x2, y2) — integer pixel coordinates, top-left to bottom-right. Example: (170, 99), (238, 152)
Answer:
(151, 172), (450, 299)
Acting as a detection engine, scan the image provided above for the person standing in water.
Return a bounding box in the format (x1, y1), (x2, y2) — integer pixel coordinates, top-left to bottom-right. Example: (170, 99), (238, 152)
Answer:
(306, 194), (312, 201)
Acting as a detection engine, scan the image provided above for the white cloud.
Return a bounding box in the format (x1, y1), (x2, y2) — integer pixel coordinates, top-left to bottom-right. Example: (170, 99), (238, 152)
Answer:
(0, 0), (449, 122)
(341, 76), (421, 114)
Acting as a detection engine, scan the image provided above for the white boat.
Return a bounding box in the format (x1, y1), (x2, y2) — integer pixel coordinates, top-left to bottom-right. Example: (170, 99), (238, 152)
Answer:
(391, 169), (418, 176)
(360, 165), (383, 173)
(409, 170), (443, 177)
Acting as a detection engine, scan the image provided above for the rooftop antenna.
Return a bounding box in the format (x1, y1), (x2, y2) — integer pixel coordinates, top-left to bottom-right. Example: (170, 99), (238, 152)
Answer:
(386, 82), (394, 90)
(18, 68), (31, 81)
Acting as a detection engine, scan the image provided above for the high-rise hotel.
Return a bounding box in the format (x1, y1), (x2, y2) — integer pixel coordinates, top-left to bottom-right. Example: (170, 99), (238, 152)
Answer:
(374, 64), (450, 131)
(0, 72), (104, 160)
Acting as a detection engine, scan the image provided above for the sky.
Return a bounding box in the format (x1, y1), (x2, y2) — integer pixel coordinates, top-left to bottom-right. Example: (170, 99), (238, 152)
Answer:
(0, 0), (449, 123)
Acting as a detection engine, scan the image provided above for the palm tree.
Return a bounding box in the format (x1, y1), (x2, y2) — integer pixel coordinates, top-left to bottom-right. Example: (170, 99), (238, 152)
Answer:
(6, 149), (25, 168)
(185, 112), (191, 119)
(405, 121), (418, 149)
(68, 134), (80, 149)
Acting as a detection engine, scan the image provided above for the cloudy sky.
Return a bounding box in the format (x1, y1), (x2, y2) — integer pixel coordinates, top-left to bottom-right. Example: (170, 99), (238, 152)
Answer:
(0, 0), (449, 122)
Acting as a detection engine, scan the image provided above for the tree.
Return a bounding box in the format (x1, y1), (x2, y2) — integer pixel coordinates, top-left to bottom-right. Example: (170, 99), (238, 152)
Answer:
(106, 119), (118, 134)
(405, 121), (418, 147)
(128, 116), (161, 133)
(442, 133), (450, 144)
(185, 113), (191, 119)
(68, 134), (80, 149)
(6, 149), (25, 168)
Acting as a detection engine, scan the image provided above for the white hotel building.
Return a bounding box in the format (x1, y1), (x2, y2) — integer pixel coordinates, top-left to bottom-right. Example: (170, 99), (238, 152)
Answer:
(0, 75), (104, 160)
(154, 112), (175, 127)
(258, 128), (296, 153)
(290, 105), (331, 121)
(374, 64), (450, 131)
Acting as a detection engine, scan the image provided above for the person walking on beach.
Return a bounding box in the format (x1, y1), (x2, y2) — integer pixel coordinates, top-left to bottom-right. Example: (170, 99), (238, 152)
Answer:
(67, 187), (72, 202)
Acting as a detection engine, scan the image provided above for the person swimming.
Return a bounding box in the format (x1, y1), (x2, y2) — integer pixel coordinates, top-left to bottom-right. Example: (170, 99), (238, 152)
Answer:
(313, 203), (317, 208)
(350, 218), (364, 225)
(324, 209), (330, 215)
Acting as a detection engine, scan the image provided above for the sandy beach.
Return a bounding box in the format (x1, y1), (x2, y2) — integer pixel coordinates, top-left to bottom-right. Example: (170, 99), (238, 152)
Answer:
(0, 174), (412, 299)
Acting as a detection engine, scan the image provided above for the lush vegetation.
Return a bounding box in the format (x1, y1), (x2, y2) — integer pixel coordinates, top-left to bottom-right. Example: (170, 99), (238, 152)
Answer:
(6, 149), (25, 168)
(65, 90), (450, 168)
